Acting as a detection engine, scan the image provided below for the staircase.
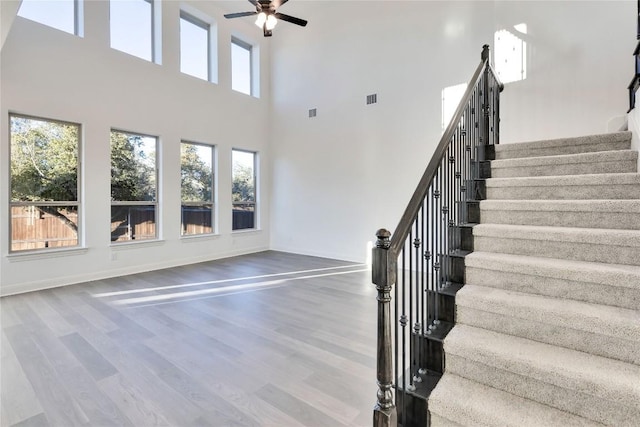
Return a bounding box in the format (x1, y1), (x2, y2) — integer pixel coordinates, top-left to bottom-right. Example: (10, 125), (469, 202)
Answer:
(428, 131), (640, 426)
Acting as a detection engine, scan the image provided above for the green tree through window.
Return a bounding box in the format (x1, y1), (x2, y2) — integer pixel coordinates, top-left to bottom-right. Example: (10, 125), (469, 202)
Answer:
(181, 142), (214, 236)
(232, 149), (256, 230)
(232, 163), (255, 203)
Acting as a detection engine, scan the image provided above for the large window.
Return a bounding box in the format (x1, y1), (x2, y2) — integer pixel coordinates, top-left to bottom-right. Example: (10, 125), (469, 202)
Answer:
(495, 23), (528, 84)
(232, 149), (257, 230)
(231, 37), (253, 96)
(181, 142), (215, 236)
(110, 0), (154, 62)
(18, 0), (81, 36)
(180, 11), (211, 81)
(110, 130), (158, 243)
(9, 114), (81, 252)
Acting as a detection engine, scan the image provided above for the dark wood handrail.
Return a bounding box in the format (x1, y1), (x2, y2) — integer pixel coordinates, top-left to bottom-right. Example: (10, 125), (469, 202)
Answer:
(388, 46), (503, 256)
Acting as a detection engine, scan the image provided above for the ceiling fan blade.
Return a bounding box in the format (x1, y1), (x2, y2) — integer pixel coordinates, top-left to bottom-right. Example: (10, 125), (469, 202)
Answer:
(272, 0), (289, 8)
(224, 11), (258, 19)
(248, 0), (259, 6)
(274, 12), (307, 27)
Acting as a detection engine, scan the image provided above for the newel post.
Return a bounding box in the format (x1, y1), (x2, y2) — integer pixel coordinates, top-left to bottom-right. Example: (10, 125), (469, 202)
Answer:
(372, 229), (397, 427)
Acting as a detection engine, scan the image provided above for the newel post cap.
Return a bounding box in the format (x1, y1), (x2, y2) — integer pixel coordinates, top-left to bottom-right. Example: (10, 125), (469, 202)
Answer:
(375, 229), (391, 249)
(481, 44), (490, 61)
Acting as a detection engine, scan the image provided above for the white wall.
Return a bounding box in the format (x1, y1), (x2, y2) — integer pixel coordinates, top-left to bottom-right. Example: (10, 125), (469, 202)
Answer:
(1, 0), (272, 295)
(497, 1), (634, 142)
(0, 0), (22, 49)
(269, 0), (635, 263)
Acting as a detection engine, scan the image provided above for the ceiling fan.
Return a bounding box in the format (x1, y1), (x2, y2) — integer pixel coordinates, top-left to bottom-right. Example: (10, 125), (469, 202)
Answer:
(224, 0), (308, 37)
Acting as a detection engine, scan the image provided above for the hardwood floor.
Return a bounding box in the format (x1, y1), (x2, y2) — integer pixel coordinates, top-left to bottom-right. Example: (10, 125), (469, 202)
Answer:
(1, 251), (377, 426)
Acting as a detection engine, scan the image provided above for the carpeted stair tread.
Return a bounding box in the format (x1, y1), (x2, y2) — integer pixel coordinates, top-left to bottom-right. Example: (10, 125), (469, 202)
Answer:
(496, 131), (631, 159)
(473, 223), (640, 265)
(443, 325), (640, 425)
(491, 150), (638, 177)
(456, 285), (640, 364)
(465, 251), (640, 290)
(429, 373), (603, 427)
(479, 199), (640, 229)
(487, 172), (640, 187)
(473, 223), (640, 244)
(465, 253), (640, 310)
(486, 172), (640, 200)
(431, 131), (640, 426)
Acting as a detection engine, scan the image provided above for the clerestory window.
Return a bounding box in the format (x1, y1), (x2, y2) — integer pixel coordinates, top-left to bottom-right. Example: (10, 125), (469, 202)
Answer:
(110, 0), (156, 62)
(18, 0), (82, 36)
(231, 37), (256, 96)
(180, 11), (212, 81)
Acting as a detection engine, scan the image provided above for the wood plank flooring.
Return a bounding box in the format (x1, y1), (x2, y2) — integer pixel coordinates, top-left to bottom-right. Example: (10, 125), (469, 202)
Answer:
(1, 251), (377, 426)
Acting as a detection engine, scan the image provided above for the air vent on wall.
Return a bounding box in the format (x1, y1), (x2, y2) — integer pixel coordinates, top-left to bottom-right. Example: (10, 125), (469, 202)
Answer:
(366, 94), (378, 105)
(309, 108), (317, 118)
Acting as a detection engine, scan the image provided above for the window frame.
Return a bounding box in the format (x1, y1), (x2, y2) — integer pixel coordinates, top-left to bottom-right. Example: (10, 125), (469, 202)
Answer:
(8, 113), (83, 253)
(17, 0), (83, 36)
(180, 10), (212, 82)
(231, 36), (255, 96)
(110, 129), (159, 244)
(231, 148), (258, 231)
(180, 141), (216, 237)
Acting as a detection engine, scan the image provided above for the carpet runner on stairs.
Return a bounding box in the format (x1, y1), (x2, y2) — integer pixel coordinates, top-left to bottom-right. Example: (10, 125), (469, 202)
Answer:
(428, 131), (640, 426)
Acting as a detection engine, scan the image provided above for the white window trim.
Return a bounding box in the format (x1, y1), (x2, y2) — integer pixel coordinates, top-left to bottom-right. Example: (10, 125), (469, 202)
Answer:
(152, 0), (162, 64)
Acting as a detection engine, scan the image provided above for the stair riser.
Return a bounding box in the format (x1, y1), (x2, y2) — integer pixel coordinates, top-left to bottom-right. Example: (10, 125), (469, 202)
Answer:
(495, 140), (631, 160)
(491, 160), (637, 178)
(486, 184), (640, 200)
(444, 354), (638, 426)
(466, 266), (640, 310)
(480, 209), (640, 230)
(474, 236), (640, 266)
(456, 307), (639, 365)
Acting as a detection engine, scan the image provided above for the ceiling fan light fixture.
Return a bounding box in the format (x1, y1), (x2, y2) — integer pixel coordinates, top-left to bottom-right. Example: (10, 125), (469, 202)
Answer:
(225, 0), (306, 37)
(265, 14), (278, 30)
(255, 12), (267, 28)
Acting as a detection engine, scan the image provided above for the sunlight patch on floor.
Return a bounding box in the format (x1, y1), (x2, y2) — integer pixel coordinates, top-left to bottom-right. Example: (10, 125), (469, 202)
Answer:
(109, 268), (370, 308)
(92, 264), (367, 298)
